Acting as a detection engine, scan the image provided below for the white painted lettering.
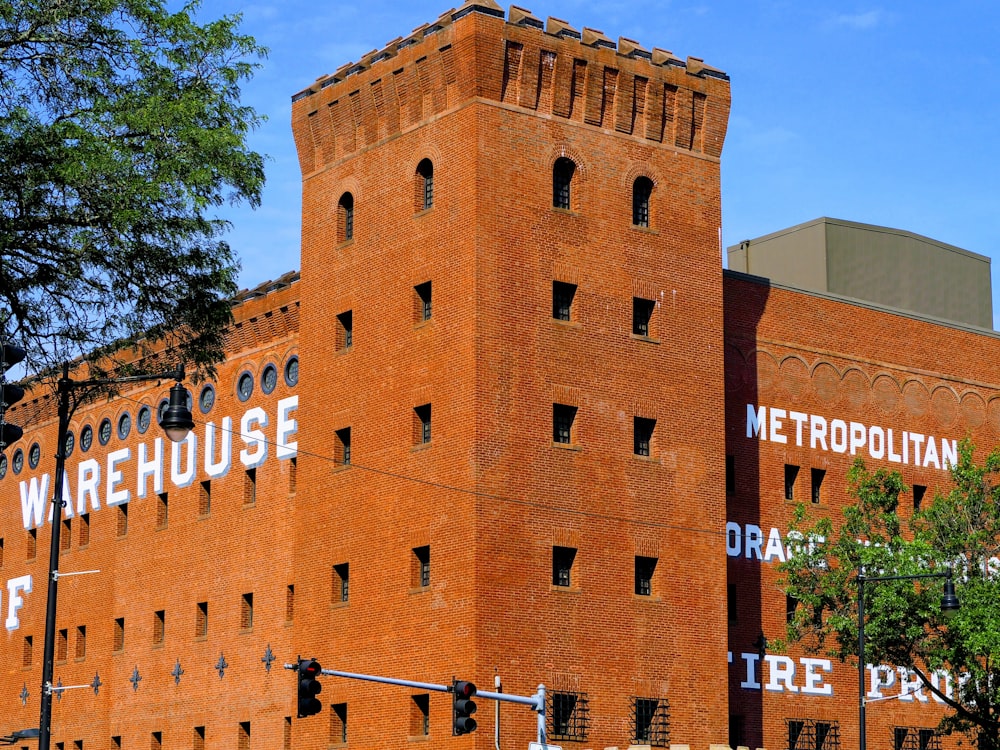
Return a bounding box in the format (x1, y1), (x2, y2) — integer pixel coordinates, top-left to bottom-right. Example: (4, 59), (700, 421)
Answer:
(136, 439), (163, 499)
(205, 419), (233, 479)
(770, 408), (787, 444)
(830, 419), (848, 453)
(240, 407), (268, 468)
(170, 433), (198, 488)
(20, 474), (49, 530)
(6, 575), (31, 631)
(764, 655), (798, 693)
(747, 404), (766, 439)
(106, 448), (131, 506)
(276, 396), (299, 459)
(800, 658), (833, 696)
(849, 422), (866, 455)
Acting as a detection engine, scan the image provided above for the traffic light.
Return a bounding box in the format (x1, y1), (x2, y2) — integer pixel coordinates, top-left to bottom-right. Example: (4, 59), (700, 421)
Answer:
(452, 679), (477, 735)
(0, 345), (25, 451)
(296, 658), (323, 718)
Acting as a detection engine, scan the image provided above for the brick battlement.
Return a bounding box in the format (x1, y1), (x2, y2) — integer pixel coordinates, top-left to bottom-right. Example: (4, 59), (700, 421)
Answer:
(291, 0), (731, 175)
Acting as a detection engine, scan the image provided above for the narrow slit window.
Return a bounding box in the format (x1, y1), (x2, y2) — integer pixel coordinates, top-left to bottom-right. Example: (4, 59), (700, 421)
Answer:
(416, 159), (434, 211)
(338, 192), (354, 243)
(811, 468), (825, 504)
(334, 563), (350, 603)
(244, 468), (256, 506)
(552, 157), (575, 210)
(412, 546), (430, 589)
(632, 176), (653, 227)
(784, 464), (799, 501)
(336, 427), (351, 466)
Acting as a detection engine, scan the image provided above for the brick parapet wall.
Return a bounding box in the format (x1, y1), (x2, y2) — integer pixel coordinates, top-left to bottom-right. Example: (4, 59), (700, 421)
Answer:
(291, 0), (730, 176)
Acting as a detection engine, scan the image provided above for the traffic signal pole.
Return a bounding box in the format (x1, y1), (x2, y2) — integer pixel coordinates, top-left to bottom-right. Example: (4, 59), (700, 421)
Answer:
(284, 663), (548, 744)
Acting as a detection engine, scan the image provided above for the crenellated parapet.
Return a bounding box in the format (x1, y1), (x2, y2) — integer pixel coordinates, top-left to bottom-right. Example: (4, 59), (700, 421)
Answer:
(291, 1), (731, 176)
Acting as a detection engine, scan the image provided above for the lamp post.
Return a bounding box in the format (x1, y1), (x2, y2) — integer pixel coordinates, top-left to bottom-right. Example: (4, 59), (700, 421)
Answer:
(38, 363), (194, 750)
(857, 568), (960, 750)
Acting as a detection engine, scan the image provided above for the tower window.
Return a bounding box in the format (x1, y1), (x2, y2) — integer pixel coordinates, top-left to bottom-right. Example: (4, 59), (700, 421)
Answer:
(414, 281), (432, 322)
(416, 158), (434, 211)
(196, 602), (208, 638)
(334, 563), (350, 603)
(634, 417), (655, 457)
(553, 403), (577, 445)
(552, 546), (576, 588)
(412, 546), (430, 589)
(633, 297), (655, 337)
(414, 404), (431, 445)
(635, 556), (657, 596)
(337, 192), (354, 243)
(632, 176), (653, 227)
(552, 281), (577, 321)
(336, 427), (352, 467)
(552, 157), (575, 210)
(337, 310), (353, 350)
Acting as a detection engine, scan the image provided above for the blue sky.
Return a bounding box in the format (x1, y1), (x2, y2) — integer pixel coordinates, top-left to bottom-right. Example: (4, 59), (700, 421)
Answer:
(208, 0), (1000, 327)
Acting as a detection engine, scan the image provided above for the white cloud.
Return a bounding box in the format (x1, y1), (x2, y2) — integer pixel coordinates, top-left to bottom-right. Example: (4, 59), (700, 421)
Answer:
(828, 10), (884, 30)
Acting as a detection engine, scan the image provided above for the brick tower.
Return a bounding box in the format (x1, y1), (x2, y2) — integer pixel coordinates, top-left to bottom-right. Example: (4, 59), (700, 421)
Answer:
(291, 2), (731, 747)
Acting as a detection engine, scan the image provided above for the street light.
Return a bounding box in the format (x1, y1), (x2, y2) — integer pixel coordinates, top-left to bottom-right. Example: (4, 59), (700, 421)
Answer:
(38, 363), (193, 750)
(857, 567), (959, 750)
(1, 728), (40, 745)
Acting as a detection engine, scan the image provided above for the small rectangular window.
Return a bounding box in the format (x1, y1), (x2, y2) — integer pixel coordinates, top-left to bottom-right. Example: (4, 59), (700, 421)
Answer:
(411, 693), (430, 737)
(784, 464), (799, 501)
(726, 455), (735, 494)
(153, 610), (165, 646)
(289, 456), (297, 494)
(634, 417), (655, 456)
(240, 593), (254, 630)
(413, 404), (431, 445)
(61, 518), (71, 552)
(75, 625), (86, 659)
(632, 297), (655, 337)
(331, 703), (347, 745)
(552, 546), (576, 588)
(335, 427), (351, 467)
(631, 696), (669, 746)
(112, 737), (121, 750)
(635, 556), (656, 596)
(334, 563), (350, 603)
(74, 740), (83, 750)
(786, 593), (798, 623)
(913, 484), (927, 511)
(196, 602), (208, 639)
(57, 628), (68, 662)
(194, 727), (206, 750)
(244, 468), (256, 506)
(117, 503), (128, 536)
(151, 731), (162, 750)
(414, 281), (432, 322)
(548, 690), (589, 741)
(552, 281), (577, 321)
(727, 583), (738, 624)
(283, 717), (291, 750)
(113, 618), (125, 652)
(23, 635), (32, 667)
(199, 480), (211, 516)
(337, 310), (353, 350)
(553, 403), (577, 445)
(811, 468), (825, 504)
(78, 514), (90, 547)
(286, 585), (295, 622)
(238, 722), (250, 750)
(156, 493), (168, 529)
(27, 528), (36, 561)
(0, 536), (4, 566)
(412, 546), (430, 589)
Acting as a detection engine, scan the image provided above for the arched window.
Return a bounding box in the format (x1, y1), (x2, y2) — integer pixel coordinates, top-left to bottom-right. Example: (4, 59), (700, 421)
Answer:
(632, 176), (653, 227)
(337, 192), (354, 243)
(552, 157), (575, 210)
(416, 159), (434, 211)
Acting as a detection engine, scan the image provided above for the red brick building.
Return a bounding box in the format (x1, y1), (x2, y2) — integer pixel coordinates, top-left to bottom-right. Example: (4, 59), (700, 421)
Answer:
(0, 2), (996, 750)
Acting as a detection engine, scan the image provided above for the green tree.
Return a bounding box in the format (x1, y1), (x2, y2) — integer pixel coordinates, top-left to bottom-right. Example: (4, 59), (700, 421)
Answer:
(0, 0), (265, 376)
(780, 440), (1000, 750)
